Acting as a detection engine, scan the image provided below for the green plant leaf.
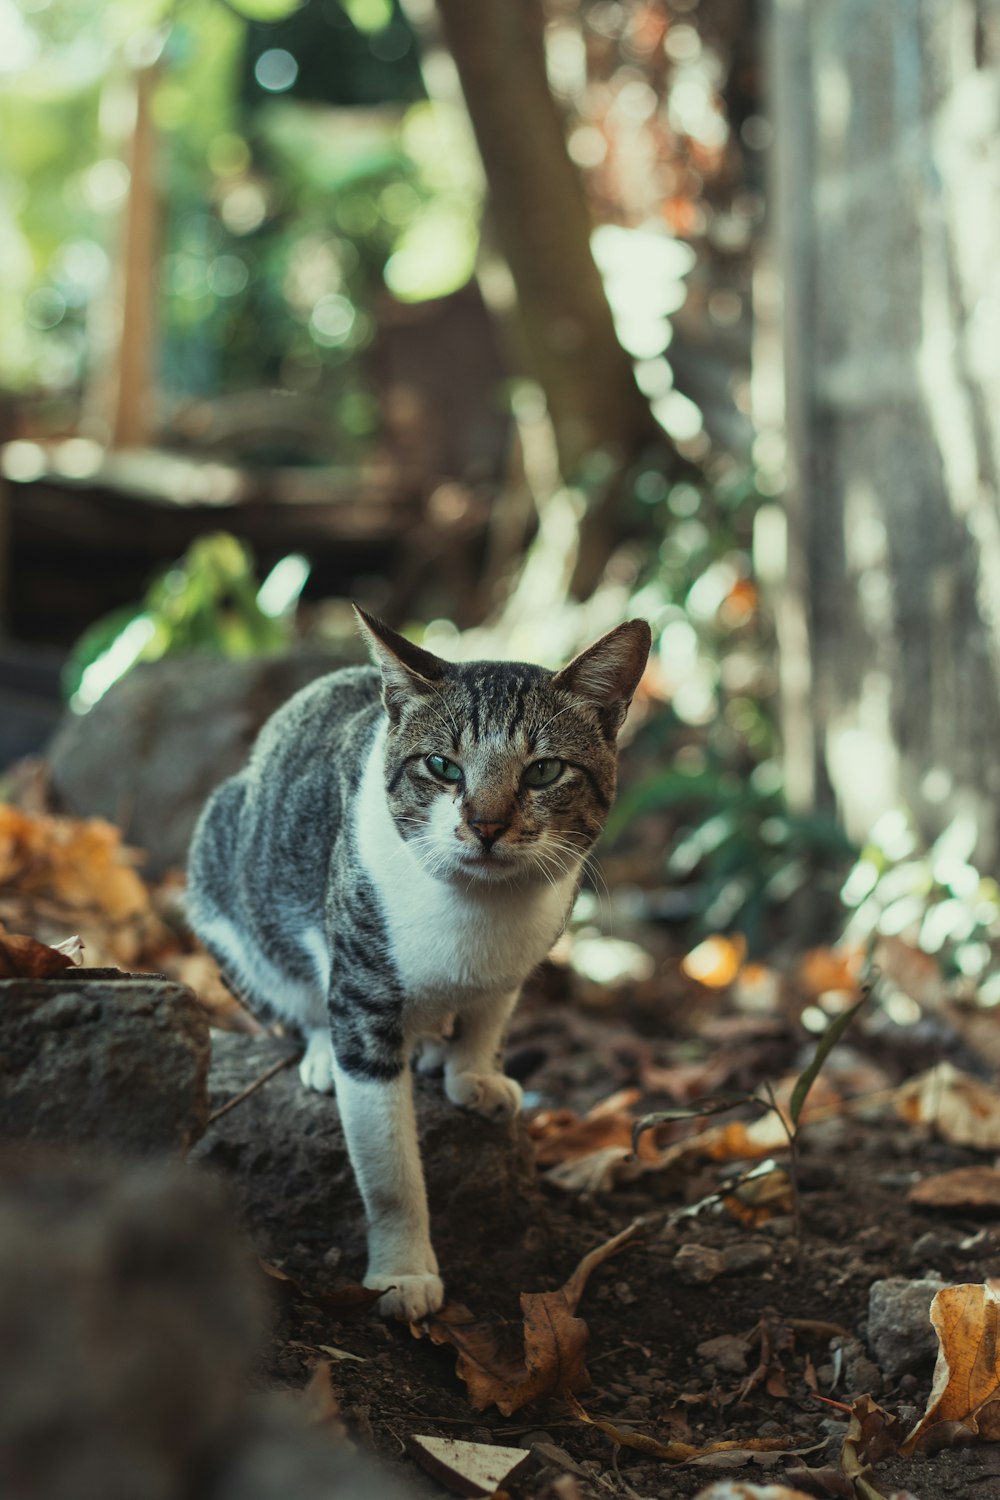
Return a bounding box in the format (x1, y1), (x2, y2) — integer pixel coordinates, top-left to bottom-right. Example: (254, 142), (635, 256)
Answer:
(789, 993), (869, 1129)
(226, 0), (305, 19)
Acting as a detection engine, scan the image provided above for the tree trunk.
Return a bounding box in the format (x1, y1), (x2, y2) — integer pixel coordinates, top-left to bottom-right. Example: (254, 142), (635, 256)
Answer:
(772, 0), (1000, 867)
(433, 0), (659, 490)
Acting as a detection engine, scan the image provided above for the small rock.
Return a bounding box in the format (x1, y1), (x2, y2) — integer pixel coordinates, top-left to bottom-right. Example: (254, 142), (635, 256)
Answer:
(0, 977), (209, 1155)
(831, 1335), (882, 1397)
(867, 1276), (946, 1378)
(673, 1243), (726, 1284)
(905, 1230), (957, 1272)
(720, 1239), (774, 1274)
(696, 1333), (750, 1374)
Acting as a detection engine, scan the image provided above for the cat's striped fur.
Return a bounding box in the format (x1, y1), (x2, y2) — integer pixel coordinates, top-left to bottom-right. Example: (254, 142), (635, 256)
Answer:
(187, 609), (650, 1319)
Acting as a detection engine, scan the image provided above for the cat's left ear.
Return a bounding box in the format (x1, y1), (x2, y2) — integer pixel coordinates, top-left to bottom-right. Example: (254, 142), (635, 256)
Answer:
(354, 605), (447, 718)
(552, 619), (652, 735)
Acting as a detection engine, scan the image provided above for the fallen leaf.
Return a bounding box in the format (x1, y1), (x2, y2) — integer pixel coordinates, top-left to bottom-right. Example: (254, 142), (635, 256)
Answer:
(316, 1343), (365, 1363)
(840, 1393), (904, 1498)
(0, 923), (80, 979)
(567, 1392), (801, 1465)
(902, 1281), (1000, 1452)
(0, 805), (148, 919)
(894, 1062), (1000, 1150)
(257, 1259), (383, 1318)
(682, 934), (747, 989)
(530, 1090), (675, 1193)
(406, 1435), (531, 1497)
(908, 1166), (1000, 1210)
(723, 1165), (794, 1227)
(417, 1221), (640, 1414)
(797, 945), (862, 999)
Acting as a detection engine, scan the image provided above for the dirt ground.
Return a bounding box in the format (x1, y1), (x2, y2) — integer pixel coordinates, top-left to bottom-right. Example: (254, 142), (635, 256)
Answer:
(214, 956), (1000, 1500)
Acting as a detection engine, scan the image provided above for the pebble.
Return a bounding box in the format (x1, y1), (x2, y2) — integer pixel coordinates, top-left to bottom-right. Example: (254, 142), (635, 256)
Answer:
(867, 1276), (945, 1378)
(672, 1243), (726, 1284)
(720, 1239), (774, 1274)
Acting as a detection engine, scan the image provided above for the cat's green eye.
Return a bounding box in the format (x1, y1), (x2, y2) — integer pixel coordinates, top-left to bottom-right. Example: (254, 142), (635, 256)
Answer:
(523, 758), (563, 788)
(426, 753), (463, 784)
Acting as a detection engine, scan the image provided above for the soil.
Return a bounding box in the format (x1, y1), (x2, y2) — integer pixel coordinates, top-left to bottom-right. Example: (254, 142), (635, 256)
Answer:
(198, 961), (1000, 1500)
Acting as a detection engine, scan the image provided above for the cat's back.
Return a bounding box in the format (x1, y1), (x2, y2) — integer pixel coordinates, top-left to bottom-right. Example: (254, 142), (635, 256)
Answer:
(248, 663), (382, 778)
(188, 663), (382, 927)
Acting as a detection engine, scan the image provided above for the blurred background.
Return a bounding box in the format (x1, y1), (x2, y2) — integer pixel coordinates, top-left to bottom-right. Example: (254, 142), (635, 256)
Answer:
(1, 0), (1000, 991)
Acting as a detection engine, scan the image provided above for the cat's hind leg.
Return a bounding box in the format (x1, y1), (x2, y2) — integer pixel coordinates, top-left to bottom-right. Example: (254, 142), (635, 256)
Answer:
(299, 1029), (336, 1093)
(412, 1015), (456, 1076)
(444, 991), (523, 1122)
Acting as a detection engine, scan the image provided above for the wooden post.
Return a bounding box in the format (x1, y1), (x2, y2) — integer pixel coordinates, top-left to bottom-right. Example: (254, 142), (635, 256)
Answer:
(109, 59), (159, 450)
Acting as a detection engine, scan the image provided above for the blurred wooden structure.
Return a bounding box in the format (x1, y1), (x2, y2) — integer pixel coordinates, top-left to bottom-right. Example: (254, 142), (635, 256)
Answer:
(773, 1), (1000, 863)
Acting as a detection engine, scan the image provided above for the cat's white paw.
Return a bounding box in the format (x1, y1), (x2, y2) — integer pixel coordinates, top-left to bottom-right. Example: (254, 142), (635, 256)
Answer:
(299, 1030), (335, 1093)
(445, 1070), (523, 1122)
(413, 1037), (448, 1075)
(367, 1272), (445, 1322)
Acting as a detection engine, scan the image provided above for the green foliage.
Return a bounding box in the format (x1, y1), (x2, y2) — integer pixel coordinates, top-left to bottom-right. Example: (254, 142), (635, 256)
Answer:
(64, 532), (305, 711)
(603, 461), (854, 950)
(1, 0), (483, 443)
(606, 746), (855, 950)
(841, 809), (1000, 1000)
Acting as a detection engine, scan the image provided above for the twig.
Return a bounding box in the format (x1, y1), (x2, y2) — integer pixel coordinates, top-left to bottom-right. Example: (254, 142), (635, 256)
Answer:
(611, 1443), (653, 1500)
(207, 1051), (301, 1123)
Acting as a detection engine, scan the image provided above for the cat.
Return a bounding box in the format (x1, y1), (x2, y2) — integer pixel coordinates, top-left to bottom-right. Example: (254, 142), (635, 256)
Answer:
(186, 608), (651, 1320)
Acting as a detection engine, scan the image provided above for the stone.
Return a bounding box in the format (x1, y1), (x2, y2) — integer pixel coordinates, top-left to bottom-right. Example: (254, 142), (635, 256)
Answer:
(866, 1276), (947, 1379)
(192, 1033), (545, 1290)
(672, 1242), (726, 1284)
(0, 976), (209, 1155)
(0, 1153), (260, 1500)
(0, 1150), (420, 1500)
(47, 651), (345, 876)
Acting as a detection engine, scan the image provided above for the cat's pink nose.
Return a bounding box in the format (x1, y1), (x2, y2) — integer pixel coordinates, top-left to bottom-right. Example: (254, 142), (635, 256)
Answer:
(468, 819), (509, 845)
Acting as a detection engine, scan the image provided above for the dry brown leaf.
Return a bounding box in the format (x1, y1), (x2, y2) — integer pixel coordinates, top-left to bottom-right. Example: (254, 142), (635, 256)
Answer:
(0, 805), (148, 919)
(908, 1166), (1000, 1210)
(160, 949), (265, 1034)
(258, 1259), (383, 1319)
(0, 923), (81, 979)
(567, 1392), (801, 1466)
(840, 1394), (905, 1499)
(722, 1166), (794, 1227)
(894, 1062), (1000, 1150)
(682, 934), (747, 989)
(417, 1222), (640, 1415)
(529, 1089), (671, 1192)
(796, 945), (862, 999)
(902, 1281), (1000, 1452)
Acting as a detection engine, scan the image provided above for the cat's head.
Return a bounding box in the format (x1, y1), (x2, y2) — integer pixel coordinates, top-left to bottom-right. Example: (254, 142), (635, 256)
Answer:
(356, 608), (651, 888)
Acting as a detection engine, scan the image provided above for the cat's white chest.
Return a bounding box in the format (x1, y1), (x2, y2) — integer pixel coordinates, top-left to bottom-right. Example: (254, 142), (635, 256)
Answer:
(354, 727), (576, 1006)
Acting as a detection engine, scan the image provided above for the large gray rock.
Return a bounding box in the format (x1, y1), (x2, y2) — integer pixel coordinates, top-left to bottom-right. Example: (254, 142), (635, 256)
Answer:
(47, 651), (345, 875)
(0, 976), (210, 1155)
(866, 1275), (947, 1379)
(0, 1152), (416, 1500)
(193, 1033), (545, 1288)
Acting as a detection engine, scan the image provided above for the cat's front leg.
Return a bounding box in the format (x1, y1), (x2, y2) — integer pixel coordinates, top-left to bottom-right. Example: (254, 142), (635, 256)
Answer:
(332, 1057), (443, 1321)
(444, 990), (523, 1123)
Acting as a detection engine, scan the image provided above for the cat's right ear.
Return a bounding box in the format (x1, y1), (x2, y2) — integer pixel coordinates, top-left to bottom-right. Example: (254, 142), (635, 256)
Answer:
(354, 605), (446, 720)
